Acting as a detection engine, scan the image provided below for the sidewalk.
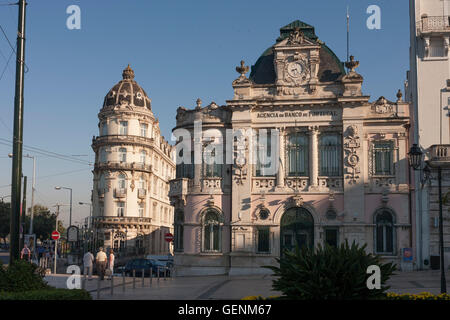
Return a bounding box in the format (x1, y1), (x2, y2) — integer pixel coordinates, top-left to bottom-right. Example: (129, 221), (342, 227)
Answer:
(44, 270), (450, 300)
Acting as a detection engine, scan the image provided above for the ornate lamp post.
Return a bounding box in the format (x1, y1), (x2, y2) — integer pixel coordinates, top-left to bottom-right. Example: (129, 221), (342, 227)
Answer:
(408, 144), (447, 293)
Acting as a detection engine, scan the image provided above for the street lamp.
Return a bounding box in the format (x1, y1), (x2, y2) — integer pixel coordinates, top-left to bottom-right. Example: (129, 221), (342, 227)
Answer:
(55, 186), (72, 227)
(408, 144), (447, 294)
(9, 153), (36, 235)
(78, 202), (92, 229)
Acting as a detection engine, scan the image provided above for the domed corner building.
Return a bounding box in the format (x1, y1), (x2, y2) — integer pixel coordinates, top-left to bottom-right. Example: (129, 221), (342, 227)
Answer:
(91, 65), (176, 256)
(170, 20), (414, 276)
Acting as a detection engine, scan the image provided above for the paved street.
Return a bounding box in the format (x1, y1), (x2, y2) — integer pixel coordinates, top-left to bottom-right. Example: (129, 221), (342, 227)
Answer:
(44, 270), (450, 300)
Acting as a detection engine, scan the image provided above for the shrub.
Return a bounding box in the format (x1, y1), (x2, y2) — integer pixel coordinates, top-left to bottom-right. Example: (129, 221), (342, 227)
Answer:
(385, 292), (450, 300)
(0, 260), (49, 292)
(263, 241), (396, 300)
(0, 288), (92, 300)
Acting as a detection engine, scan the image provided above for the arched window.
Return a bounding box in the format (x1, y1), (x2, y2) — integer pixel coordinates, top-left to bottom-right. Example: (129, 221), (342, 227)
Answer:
(174, 210), (184, 252)
(202, 210), (222, 252)
(118, 174), (126, 189)
(375, 209), (395, 255)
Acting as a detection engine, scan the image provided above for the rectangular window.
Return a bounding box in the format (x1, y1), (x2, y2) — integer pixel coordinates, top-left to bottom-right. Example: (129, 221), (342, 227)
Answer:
(119, 148), (127, 162)
(138, 203), (144, 218)
(140, 123), (148, 137)
(287, 133), (309, 176)
(119, 121), (128, 135)
(255, 130), (274, 177)
(176, 152), (194, 179)
(319, 134), (342, 176)
(325, 228), (339, 247)
(373, 141), (394, 176)
(204, 148), (222, 177)
(117, 202), (125, 217)
(257, 227), (270, 253)
(430, 37), (444, 57)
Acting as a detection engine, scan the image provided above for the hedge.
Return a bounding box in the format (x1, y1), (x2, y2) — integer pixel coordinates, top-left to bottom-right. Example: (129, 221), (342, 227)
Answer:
(0, 288), (92, 300)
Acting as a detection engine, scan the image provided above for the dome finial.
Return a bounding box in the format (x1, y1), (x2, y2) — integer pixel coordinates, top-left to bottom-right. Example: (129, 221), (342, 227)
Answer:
(122, 64), (135, 80)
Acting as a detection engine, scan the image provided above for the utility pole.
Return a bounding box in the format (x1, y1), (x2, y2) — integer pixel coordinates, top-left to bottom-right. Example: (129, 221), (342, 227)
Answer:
(20, 175), (27, 251)
(9, 0), (27, 263)
(54, 204), (60, 275)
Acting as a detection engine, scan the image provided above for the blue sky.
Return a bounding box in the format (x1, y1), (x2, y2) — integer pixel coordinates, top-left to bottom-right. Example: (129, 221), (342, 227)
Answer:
(0, 0), (410, 226)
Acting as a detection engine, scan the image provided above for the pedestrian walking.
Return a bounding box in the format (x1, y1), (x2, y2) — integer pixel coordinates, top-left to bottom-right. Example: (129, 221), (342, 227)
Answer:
(95, 247), (107, 280)
(83, 250), (95, 280)
(20, 244), (31, 261)
(107, 250), (115, 280)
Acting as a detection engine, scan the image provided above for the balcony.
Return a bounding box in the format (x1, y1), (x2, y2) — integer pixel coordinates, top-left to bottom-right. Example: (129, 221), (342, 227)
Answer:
(317, 177), (344, 191)
(92, 135), (154, 150)
(285, 177), (309, 192)
(418, 16), (450, 34)
(169, 178), (191, 197)
(95, 161), (152, 173)
(202, 177), (222, 192)
(252, 177), (276, 192)
(114, 188), (127, 198)
(428, 144), (450, 168)
(137, 188), (147, 199)
(92, 216), (152, 228)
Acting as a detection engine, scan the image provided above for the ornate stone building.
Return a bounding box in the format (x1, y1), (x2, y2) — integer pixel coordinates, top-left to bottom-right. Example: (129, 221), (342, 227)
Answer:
(91, 65), (175, 255)
(170, 21), (414, 275)
(406, 0), (450, 270)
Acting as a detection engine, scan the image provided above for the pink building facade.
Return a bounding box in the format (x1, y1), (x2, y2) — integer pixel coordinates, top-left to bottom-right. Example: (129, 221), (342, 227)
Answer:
(169, 21), (414, 276)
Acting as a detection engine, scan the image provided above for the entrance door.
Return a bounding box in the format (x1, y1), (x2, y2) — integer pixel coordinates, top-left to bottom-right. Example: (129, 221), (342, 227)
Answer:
(280, 207), (314, 257)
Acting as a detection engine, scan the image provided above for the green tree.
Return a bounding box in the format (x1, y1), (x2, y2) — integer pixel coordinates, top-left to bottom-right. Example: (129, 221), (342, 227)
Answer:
(23, 205), (65, 240)
(0, 202), (10, 245)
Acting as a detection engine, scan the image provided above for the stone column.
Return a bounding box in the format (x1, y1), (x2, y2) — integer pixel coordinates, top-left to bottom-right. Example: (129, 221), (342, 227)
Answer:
(308, 126), (319, 191)
(276, 128), (285, 188)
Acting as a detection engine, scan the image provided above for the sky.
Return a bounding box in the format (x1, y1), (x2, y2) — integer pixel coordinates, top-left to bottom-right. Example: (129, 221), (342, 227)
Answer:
(0, 0), (410, 227)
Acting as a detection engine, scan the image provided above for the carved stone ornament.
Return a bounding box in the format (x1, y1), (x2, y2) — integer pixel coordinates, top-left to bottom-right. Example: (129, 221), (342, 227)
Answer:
(344, 125), (361, 184)
(287, 27), (305, 45)
(233, 60), (252, 85)
(372, 96), (395, 114)
(233, 133), (248, 185)
(284, 55), (309, 86)
(291, 193), (304, 207)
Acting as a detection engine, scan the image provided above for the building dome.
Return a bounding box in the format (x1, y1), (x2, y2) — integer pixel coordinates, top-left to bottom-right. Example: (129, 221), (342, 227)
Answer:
(249, 20), (346, 84)
(102, 65), (152, 109)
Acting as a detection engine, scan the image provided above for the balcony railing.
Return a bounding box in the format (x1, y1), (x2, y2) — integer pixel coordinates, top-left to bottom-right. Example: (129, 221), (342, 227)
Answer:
(202, 177), (222, 192)
(92, 216), (152, 226)
(418, 16), (450, 33)
(114, 188), (127, 198)
(169, 178), (192, 197)
(137, 188), (147, 199)
(95, 161), (152, 173)
(92, 135), (154, 148)
(428, 144), (450, 168)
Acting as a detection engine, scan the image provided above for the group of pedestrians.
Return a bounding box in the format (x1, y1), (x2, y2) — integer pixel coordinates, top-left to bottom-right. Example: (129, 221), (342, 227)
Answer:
(83, 247), (115, 281)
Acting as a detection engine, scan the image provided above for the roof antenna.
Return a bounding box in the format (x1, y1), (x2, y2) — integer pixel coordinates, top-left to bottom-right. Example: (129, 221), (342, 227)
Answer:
(346, 5), (350, 70)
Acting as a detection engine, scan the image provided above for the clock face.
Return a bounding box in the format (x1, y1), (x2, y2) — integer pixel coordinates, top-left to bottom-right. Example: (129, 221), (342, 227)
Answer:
(287, 62), (303, 78)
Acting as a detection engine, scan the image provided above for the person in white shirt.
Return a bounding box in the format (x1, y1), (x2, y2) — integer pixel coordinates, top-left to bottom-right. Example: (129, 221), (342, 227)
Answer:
(95, 247), (107, 280)
(107, 250), (115, 280)
(83, 251), (94, 280)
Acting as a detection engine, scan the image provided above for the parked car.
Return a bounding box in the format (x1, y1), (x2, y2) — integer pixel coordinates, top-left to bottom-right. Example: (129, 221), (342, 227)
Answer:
(121, 258), (168, 277)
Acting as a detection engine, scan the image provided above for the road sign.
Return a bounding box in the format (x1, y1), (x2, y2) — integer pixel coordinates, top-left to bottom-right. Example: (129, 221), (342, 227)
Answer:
(51, 231), (60, 240)
(164, 233), (174, 242)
